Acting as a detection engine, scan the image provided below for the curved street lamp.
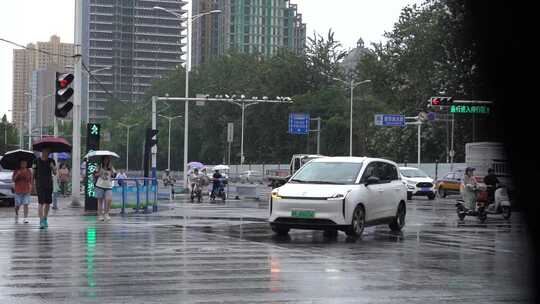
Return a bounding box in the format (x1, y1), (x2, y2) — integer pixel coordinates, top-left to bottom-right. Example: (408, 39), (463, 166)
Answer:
(152, 6), (221, 188)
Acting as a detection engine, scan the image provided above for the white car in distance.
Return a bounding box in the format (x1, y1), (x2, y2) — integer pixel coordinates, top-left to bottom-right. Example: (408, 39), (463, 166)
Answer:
(269, 157), (407, 238)
(399, 167), (436, 200)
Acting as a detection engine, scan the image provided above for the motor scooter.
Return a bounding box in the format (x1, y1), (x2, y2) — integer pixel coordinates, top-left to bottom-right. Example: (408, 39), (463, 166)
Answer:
(210, 178), (227, 203)
(456, 184), (511, 222)
(190, 177), (203, 203)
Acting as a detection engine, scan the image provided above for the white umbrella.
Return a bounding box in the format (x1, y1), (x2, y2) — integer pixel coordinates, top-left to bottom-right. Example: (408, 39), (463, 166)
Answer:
(213, 164), (230, 171)
(84, 150), (120, 159)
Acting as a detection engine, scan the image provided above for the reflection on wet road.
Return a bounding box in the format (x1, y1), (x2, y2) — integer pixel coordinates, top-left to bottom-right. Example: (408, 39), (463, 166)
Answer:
(0, 199), (532, 303)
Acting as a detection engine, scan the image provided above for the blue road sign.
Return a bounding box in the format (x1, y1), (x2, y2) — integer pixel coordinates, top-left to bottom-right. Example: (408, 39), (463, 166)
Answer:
(374, 114), (405, 127)
(288, 113), (310, 134)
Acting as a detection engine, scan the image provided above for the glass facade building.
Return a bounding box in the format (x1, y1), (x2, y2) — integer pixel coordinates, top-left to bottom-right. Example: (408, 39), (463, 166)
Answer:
(192, 0), (306, 67)
(82, 0), (187, 120)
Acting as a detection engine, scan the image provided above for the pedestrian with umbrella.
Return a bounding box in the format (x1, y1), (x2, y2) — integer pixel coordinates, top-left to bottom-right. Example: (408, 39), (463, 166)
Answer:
(85, 151), (119, 221)
(33, 148), (57, 229)
(1, 149), (35, 224)
(32, 136), (71, 229)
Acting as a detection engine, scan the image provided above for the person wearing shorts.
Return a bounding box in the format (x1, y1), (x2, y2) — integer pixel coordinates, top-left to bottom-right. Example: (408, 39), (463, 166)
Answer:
(94, 156), (116, 221)
(12, 159), (32, 224)
(33, 148), (56, 229)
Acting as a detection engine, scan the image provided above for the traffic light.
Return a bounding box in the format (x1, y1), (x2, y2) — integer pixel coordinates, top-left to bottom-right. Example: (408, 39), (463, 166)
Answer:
(55, 72), (74, 118)
(430, 96), (453, 106)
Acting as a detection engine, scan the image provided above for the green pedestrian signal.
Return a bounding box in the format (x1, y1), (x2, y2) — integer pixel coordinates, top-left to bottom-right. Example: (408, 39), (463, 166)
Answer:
(90, 124), (100, 135)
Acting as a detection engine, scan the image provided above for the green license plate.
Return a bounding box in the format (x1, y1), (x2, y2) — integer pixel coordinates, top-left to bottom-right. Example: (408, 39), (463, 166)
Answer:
(291, 210), (315, 218)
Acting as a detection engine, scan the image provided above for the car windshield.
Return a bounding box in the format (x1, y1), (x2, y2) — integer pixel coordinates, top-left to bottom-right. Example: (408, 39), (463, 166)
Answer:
(401, 168), (429, 178)
(290, 162), (363, 185)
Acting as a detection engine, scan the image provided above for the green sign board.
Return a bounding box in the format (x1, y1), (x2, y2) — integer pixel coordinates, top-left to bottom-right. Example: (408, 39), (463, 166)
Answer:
(86, 123), (101, 211)
(450, 105), (490, 114)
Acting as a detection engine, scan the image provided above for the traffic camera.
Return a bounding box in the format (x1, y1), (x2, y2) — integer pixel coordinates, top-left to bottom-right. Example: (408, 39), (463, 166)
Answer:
(55, 72), (74, 118)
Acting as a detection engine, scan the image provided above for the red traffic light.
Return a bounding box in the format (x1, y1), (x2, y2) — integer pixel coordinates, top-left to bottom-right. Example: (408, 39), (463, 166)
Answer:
(57, 73), (74, 89)
(430, 96), (453, 106)
(55, 72), (74, 118)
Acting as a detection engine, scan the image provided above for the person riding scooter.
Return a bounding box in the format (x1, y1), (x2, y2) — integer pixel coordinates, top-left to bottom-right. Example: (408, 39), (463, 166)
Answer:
(484, 168), (499, 204)
(210, 169), (225, 201)
(189, 168), (203, 203)
(461, 167), (480, 212)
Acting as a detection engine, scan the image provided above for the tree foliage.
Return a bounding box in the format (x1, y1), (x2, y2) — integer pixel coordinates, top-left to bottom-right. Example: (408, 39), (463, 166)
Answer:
(98, 0), (492, 170)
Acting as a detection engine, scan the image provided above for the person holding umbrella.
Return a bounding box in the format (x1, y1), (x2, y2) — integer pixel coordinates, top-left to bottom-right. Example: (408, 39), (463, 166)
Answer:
(33, 148), (57, 229)
(1, 149), (35, 224)
(94, 155), (116, 221)
(31, 136), (71, 229)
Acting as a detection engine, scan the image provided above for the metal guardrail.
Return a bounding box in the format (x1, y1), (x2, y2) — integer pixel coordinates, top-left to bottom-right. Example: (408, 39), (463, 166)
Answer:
(115, 177), (158, 215)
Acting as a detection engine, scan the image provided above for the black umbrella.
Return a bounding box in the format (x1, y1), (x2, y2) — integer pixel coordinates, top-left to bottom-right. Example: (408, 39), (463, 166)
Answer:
(32, 136), (72, 153)
(0, 149), (35, 170)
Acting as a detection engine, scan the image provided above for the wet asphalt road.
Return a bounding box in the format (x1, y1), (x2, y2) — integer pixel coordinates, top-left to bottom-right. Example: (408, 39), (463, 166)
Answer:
(0, 197), (532, 303)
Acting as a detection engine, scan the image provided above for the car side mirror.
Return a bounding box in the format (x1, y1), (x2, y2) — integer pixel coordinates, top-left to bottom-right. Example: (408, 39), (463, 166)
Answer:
(366, 176), (380, 186)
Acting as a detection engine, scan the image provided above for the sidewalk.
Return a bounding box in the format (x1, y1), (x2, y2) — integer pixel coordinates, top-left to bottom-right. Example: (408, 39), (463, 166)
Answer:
(0, 194), (269, 222)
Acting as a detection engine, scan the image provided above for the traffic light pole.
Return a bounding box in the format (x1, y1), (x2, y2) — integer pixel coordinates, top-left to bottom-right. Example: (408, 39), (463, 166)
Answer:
(151, 97), (157, 183)
(71, 0), (83, 207)
(450, 113), (455, 171)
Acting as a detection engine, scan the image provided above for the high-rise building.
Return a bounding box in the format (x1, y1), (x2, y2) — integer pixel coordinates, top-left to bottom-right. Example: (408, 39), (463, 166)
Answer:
(29, 68), (58, 134)
(191, 0), (306, 67)
(82, 0), (187, 121)
(11, 35), (74, 132)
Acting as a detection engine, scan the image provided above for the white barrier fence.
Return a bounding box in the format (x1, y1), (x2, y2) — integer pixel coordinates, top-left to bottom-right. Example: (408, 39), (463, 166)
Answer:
(127, 163), (466, 182)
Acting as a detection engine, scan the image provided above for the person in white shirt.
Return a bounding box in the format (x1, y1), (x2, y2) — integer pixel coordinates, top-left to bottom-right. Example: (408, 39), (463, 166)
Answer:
(94, 156), (116, 221)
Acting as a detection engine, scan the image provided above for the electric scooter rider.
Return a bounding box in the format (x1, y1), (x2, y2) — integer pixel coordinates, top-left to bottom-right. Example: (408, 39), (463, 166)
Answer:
(189, 168), (203, 202)
(484, 168), (499, 203)
(461, 167), (479, 212)
(211, 169), (223, 199)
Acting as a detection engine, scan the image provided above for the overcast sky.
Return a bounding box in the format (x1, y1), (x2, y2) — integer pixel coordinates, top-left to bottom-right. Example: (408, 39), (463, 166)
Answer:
(0, 0), (423, 121)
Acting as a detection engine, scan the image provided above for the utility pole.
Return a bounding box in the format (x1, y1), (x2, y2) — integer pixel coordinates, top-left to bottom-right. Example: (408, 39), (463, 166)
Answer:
(119, 123), (138, 171)
(158, 114), (182, 170)
(405, 115), (424, 168)
(71, 0), (83, 207)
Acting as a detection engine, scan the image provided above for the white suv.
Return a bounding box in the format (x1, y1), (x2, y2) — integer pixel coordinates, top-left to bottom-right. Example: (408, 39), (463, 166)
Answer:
(400, 167), (436, 200)
(269, 157), (407, 238)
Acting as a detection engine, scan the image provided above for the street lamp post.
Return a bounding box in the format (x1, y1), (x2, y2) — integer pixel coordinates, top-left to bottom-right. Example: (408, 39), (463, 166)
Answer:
(153, 6), (221, 188)
(118, 123), (138, 172)
(322, 73), (371, 156)
(23, 92), (34, 149)
(8, 109), (25, 148)
(158, 114), (182, 170)
(37, 94), (54, 139)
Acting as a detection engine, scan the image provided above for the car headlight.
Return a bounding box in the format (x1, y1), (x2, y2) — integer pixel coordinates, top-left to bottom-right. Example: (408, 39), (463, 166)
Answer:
(327, 193), (345, 201)
(407, 184), (415, 190)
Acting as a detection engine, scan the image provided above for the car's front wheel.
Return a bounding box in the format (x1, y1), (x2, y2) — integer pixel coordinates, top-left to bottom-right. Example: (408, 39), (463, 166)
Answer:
(389, 202), (406, 231)
(346, 206), (365, 238)
(271, 225), (290, 236)
(428, 193), (436, 200)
